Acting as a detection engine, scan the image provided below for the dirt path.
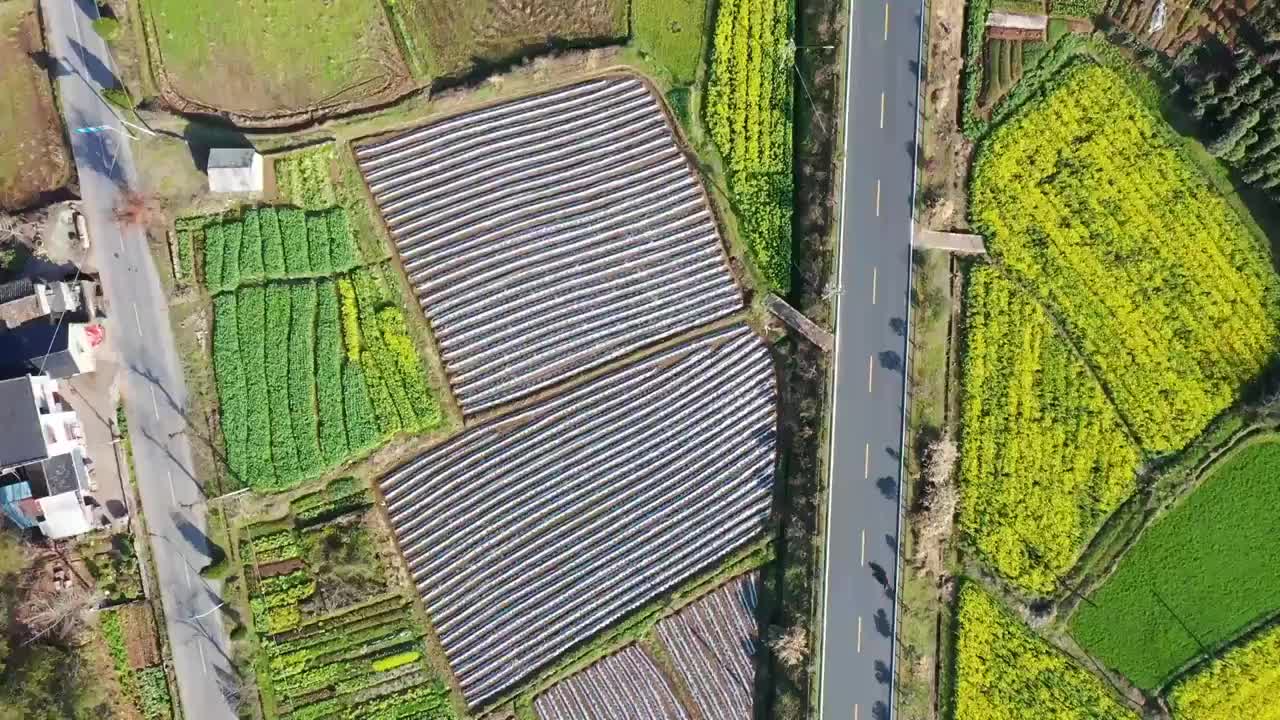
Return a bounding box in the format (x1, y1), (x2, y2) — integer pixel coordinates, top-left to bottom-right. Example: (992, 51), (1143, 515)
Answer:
(919, 0), (974, 230)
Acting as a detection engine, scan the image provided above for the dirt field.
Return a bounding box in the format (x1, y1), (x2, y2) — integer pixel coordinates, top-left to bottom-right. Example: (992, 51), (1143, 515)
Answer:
(119, 602), (161, 668)
(145, 0), (412, 116)
(392, 0), (627, 80)
(0, 1), (71, 210)
(919, 0), (973, 230)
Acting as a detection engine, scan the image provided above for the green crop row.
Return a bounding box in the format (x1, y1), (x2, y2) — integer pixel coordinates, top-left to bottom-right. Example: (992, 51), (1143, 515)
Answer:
(199, 207), (361, 293)
(275, 146), (338, 211)
(136, 666), (172, 719)
(211, 270), (437, 492)
(290, 476), (371, 525)
(174, 229), (194, 283)
(704, 0), (794, 292)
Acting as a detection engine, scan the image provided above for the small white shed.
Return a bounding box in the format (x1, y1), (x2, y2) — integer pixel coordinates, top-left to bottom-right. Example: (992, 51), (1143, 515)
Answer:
(207, 148), (264, 193)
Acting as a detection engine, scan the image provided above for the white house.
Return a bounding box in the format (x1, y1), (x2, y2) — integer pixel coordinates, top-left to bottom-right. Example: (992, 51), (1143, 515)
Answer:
(0, 375), (94, 539)
(208, 148), (264, 193)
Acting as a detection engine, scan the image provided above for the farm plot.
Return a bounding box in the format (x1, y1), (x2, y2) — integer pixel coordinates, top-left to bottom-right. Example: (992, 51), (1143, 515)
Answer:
(355, 75), (741, 417)
(386, 0), (627, 79)
(378, 324), (777, 706)
(144, 0), (411, 116)
(0, 1), (70, 210)
(959, 266), (1139, 594)
(952, 583), (1137, 720)
(655, 571), (760, 720)
(1168, 621), (1280, 720)
(241, 478), (456, 719)
(534, 645), (689, 720)
(1070, 435), (1280, 690)
(197, 206), (440, 492)
(970, 63), (1280, 453)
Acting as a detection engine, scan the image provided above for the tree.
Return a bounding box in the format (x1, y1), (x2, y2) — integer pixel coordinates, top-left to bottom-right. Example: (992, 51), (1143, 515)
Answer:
(21, 584), (100, 643)
(766, 624), (808, 669)
(913, 436), (959, 573)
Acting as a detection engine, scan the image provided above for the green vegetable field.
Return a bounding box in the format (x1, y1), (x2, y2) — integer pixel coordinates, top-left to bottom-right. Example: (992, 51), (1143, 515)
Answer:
(210, 262), (439, 491)
(952, 583), (1137, 720)
(959, 267), (1139, 593)
(705, 0), (794, 292)
(242, 479), (455, 719)
(633, 0), (709, 84)
(970, 63), (1280, 454)
(1070, 436), (1280, 690)
(1169, 621), (1280, 720)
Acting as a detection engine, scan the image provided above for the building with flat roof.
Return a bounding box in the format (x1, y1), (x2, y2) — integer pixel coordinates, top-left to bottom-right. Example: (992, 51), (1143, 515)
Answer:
(208, 148), (264, 193)
(0, 375), (95, 539)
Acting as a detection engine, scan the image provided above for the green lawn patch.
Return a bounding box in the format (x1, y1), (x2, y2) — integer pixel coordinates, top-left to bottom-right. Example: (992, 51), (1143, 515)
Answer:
(1071, 435), (1280, 690)
(633, 0), (709, 84)
(145, 0), (408, 113)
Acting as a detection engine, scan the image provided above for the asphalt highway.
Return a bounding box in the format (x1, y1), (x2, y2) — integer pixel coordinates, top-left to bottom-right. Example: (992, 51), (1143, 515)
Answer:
(817, 0), (924, 717)
(40, 0), (238, 717)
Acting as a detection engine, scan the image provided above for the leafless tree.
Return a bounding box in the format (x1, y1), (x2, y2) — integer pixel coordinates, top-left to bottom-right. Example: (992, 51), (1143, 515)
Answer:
(766, 624), (809, 669)
(0, 211), (43, 246)
(114, 191), (163, 230)
(22, 583), (101, 644)
(913, 435), (959, 573)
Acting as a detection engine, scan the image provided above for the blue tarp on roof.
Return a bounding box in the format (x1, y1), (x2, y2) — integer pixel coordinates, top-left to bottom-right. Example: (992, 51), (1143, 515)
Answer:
(0, 481), (35, 529)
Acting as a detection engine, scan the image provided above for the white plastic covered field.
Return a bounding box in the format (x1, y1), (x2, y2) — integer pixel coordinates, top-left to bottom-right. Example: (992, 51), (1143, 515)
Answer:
(378, 324), (776, 706)
(534, 645), (689, 720)
(354, 74), (741, 417)
(656, 571), (761, 720)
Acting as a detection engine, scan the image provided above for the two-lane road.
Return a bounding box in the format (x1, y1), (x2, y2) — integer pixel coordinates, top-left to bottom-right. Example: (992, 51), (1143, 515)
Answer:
(818, 0), (924, 717)
(40, 1), (238, 717)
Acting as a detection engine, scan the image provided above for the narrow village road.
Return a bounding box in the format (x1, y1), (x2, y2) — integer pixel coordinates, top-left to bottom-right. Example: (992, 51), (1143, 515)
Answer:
(41, 0), (239, 717)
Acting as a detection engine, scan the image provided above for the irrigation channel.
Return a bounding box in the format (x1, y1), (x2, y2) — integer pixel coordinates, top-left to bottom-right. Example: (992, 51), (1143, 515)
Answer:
(534, 645), (689, 720)
(355, 75), (741, 417)
(379, 324), (778, 705)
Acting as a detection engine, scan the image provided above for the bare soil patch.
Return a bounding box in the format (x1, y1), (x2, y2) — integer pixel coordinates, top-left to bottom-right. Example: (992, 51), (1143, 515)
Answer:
(119, 602), (162, 668)
(920, 0), (974, 230)
(393, 0), (627, 80)
(0, 1), (71, 210)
